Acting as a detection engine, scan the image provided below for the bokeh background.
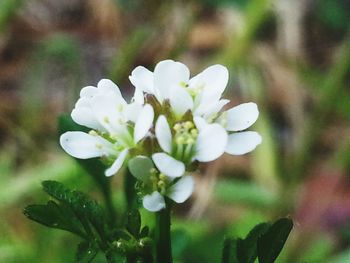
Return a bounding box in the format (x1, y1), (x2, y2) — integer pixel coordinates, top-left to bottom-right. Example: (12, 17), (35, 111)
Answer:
(1, 0), (350, 262)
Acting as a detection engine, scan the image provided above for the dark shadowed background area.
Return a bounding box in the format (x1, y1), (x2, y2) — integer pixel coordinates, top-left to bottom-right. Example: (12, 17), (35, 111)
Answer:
(1, 0), (350, 262)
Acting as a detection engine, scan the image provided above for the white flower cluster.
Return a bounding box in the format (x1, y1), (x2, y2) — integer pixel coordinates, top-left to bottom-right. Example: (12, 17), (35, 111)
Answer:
(60, 60), (262, 212)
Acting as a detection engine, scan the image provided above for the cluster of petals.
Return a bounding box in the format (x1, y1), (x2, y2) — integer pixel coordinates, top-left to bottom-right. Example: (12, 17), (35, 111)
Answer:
(60, 79), (154, 177)
(59, 60), (262, 212)
(130, 60), (262, 163)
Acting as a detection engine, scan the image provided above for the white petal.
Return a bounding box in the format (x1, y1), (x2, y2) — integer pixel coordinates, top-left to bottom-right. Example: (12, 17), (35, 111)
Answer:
(105, 149), (129, 177)
(225, 131), (262, 155)
(152, 153), (185, 178)
(134, 104), (154, 143)
(60, 131), (114, 159)
(143, 191), (166, 212)
(195, 124), (228, 162)
(155, 115), (172, 153)
(90, 95), (127, 134)
(193, 116), (208, 131)
(71, 107), (104, 131)
(225, 102), (259, 131)
(167, 176), (194, 203)
(133, 88), (144, 104)
(125, 102), (143, 123)
(190, 64), (228, 102)
(75, 97), (90, 107)
(153, 60), (190, 101)
(169, 84), (193, 117)
(129, 66), (154, 94)
(202, 99), (230, 119)
(97, 79), (122, 97)
(80, 86), (97, 98)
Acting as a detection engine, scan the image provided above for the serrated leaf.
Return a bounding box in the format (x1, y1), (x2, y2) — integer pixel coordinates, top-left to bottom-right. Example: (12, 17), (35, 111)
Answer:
(126, 210), (141, 237)
(76, 241), (98, 263)
(257, 218), (293, 263)
(26, 180), (107, 242)
(23, 201), (85, 238)
(222, 238), (239, 263)
(237, 222), (271, 263)
(42, 180), (73, 203)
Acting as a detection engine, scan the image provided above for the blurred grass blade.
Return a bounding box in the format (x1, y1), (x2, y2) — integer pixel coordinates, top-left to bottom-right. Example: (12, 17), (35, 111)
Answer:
(0, 0), (23, 32)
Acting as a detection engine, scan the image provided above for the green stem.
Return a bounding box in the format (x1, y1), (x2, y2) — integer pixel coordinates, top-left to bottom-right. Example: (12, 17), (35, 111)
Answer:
(155, 199), (172, 263)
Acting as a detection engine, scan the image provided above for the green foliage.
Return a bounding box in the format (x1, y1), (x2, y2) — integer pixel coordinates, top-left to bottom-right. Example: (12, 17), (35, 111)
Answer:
(76, 241), (99, 263)
(237, 223), (271, 263)
(126, 210), (141, 238)
(24, 181), (106, 241)
(221, 218), (293, 263)
(222, 238), (239, 263)
(23, 181), (125, 262)
(257, 218), (293, 263)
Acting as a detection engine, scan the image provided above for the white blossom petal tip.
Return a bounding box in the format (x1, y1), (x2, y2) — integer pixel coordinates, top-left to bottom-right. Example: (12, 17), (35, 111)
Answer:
(143, 191), (166, 212)
(154, 60), (190, 101)
(226, 102), (259, 131)
(60, 131), (114, 159)
(134, 104), (154, 143)
(129, 66), (154, 94)
(167, 176), (194, 203)
(105, 149), (129, 177)
(195, 124), (228, 162)
(152, 153), (185, 178)
(225, 131), (262, 155)
(155, 115), (172, 153)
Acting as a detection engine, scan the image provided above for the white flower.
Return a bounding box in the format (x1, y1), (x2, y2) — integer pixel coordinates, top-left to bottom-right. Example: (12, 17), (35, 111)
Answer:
(194, 102), (262, 156)
(130, 60), (262, 156)
(129, 59), (229, 119)
(154, 115), (228, 169)
(60, 79), (154, 177)
(128, 155), (195, 212)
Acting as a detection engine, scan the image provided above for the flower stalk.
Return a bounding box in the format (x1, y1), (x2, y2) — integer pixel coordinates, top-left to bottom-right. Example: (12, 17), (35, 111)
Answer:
(155, 198), (173, 263)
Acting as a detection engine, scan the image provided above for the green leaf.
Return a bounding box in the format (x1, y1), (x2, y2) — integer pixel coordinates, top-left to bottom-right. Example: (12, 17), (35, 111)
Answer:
(236, 222), (270, 263)
(128, 156), (154, 182)
(25, 180), (107, 242)
(42, 180), (73, 203)
(124, 168), (138, 210)
(257, 218), (293, 263)
(76, 241), (98, 263)
(23, 201), (85, 238)
(140, 226), (149, 238)
(221, 238), (239, 263)
(105, 250), (126, 263)
(126, 210), (141, 237)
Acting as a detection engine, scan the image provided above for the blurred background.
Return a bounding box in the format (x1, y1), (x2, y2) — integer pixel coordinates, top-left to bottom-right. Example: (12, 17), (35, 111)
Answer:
(1, 0), (350, 262)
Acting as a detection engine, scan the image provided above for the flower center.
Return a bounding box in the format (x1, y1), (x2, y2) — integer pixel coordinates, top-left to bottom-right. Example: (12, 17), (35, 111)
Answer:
(172, 121), (198, 163)
(180, 81), (204, 98)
